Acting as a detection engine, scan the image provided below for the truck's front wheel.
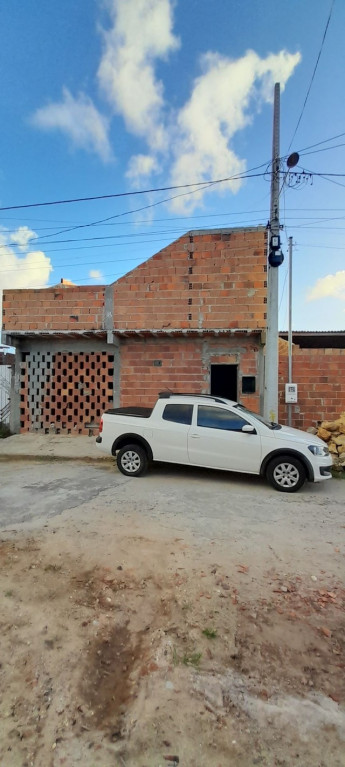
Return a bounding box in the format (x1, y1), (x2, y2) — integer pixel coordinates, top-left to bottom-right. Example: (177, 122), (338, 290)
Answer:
(266, 454), (306, 492)
(116, 444), (148, 477)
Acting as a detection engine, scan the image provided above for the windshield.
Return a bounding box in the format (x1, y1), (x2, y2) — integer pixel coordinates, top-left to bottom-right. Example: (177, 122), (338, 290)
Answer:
(234, 404), (281, 430)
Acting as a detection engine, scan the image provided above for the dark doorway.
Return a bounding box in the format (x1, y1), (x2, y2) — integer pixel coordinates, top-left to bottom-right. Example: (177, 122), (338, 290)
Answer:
(210, 364), (238, 401)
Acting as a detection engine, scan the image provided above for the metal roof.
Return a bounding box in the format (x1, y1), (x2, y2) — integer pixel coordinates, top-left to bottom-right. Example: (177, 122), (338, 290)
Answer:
(279, 330), (345, 348)
(280, 330), (345, 335)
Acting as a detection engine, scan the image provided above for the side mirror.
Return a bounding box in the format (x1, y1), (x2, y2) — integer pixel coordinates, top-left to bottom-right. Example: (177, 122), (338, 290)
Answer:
(242, 424), (256, 434)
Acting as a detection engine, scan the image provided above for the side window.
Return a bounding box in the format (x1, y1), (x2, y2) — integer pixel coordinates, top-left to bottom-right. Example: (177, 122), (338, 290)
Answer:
(197, 405), (248, 431)
(163, 403), (193, 425)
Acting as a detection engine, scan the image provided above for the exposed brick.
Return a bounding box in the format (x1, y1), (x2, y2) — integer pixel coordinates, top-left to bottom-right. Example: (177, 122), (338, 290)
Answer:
(113, 229), (267, 331)
(3, 285), (106, 331)
(279, 347), (345, 429)
(119, 336), (262, 413)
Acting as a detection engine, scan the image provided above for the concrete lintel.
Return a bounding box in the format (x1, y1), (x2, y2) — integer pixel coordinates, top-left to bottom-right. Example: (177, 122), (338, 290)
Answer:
(188, 225), (266, 237)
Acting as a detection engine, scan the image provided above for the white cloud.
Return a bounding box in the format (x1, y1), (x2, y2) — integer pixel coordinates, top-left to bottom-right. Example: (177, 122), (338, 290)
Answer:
(126, 154), (159, 185)
(97, 0), (179, 149)
(307, 270), (345, 302)
(89, 269), (104, 281)
(28, 0), (301, 216)
(168, 49), (301, 212)
(9, 226), (37, 252)
(0, 230), (52, 295)
(31, 88), (112, 161)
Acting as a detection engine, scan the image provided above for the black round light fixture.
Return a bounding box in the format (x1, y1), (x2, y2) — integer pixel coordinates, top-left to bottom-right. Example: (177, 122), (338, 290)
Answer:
(286, 152), (300, 168)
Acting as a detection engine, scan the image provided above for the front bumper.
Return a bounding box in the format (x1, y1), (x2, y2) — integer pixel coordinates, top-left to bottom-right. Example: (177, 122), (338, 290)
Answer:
(313, 462), (333, 482)
(320, 464), (332, 477)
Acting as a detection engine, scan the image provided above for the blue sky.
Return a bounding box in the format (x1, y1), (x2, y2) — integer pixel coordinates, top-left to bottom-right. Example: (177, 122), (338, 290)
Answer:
(1, 0), (344, 331)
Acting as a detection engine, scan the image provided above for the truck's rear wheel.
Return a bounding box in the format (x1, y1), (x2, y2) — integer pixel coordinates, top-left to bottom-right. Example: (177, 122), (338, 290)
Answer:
(116, 444), (148, 477)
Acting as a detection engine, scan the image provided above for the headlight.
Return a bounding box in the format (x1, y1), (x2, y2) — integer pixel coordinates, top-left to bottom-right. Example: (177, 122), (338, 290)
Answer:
(308, 444), (329, 457)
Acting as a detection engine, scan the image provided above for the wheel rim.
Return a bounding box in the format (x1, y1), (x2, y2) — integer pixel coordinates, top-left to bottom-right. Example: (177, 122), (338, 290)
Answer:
(121, 450), (141, 473)
(273, 462), (300, 488)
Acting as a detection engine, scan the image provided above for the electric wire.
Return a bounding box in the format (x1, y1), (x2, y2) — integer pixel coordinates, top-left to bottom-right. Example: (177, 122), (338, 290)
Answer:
(32, 162), (272, 240)
(317, 174), (345, 189)
(0, 169), (268, 213)
(288, 0), (335, 149)
(0, 240), (267, 274)
(294, 130), (345, 156)
(3, 206), (345, 236)
(299, 142), (345, 157)
(4, 208), (345, 253)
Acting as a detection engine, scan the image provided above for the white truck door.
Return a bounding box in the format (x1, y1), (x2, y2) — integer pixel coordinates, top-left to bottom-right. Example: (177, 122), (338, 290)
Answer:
(149, 402), (193, 464)
(188, 404), (262, 473)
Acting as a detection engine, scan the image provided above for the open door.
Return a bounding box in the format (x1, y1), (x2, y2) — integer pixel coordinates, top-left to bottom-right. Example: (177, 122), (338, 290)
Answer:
(210, 364), (238, 401)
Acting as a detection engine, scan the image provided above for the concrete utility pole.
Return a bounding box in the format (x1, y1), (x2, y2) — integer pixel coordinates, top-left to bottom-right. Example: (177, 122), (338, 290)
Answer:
(287, 235), (293, 426)
(264, 82), (281, 422)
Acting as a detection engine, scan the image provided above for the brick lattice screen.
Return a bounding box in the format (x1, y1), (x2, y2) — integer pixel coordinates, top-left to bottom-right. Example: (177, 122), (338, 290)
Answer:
(20, 350), (114, 434)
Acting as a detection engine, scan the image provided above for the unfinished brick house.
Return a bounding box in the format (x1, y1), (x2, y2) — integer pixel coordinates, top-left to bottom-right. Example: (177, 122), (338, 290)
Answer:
(2, 227), (268, 434)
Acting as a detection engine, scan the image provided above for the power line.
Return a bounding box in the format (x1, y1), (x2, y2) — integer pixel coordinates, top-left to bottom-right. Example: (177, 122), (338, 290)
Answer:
(2, 231), (344, 283)
(288, 0), (335, 149)
(300, 142), (345, 157)
(32, 161), (272, 240)
(296, 243), (345, 249)
(3, 205), (345, 236)
(0, 240), (265, 274)
(4, 210), (344, 253)
(317, 174), (345, 189)
(295, 130), (345, 155)
(0, 221), (269, 252)
(0, 162), (343, 225)
(2, 210), (345, 257)
(0, 170), (267, 213)
(307, 171), (345, 177)
(294, 225), (345, 230)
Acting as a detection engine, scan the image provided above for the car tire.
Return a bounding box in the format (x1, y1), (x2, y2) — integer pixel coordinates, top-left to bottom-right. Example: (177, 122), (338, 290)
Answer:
(266, 455), (306, 493)
(116, 444), (148, 477)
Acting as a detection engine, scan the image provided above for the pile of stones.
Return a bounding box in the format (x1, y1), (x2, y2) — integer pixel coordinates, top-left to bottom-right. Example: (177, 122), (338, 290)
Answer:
(309, 414), (345, 472)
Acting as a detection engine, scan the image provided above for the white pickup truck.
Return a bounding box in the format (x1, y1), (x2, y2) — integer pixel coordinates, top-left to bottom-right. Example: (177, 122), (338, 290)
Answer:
(96, 393), (332, 493)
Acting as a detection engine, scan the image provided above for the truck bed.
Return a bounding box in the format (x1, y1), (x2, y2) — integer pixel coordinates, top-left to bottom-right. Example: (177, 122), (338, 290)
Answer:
(105, 407), (153, 418)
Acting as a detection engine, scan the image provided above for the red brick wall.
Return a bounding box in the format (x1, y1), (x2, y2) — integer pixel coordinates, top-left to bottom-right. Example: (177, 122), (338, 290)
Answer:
(2, 229), (267, 334)
(279, 347), (345, 429)
(113, 228), (267, 331)
(2, 286), (105, 331)
(119, 335), (262, 412)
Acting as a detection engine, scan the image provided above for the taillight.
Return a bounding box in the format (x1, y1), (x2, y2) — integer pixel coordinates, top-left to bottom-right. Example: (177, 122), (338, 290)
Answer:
(99, 417), (103, 434)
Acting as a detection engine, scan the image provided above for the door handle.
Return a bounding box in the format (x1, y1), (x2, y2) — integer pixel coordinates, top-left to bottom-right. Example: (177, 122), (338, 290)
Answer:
(190, 434), (200, 439)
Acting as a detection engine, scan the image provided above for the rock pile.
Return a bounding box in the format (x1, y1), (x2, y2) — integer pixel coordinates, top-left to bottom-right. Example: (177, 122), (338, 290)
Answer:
(310, 414), (345, 472)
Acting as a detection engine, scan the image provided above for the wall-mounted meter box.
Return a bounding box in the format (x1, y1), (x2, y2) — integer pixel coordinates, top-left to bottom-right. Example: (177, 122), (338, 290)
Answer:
(285, 383), (298, 403)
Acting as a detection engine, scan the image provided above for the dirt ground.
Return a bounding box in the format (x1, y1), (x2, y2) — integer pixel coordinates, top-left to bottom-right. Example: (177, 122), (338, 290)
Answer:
(0, 462), (345, 766)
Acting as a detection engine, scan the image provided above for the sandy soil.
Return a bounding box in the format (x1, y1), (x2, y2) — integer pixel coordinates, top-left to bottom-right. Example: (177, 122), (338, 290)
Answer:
(1, 505), (345, 767)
